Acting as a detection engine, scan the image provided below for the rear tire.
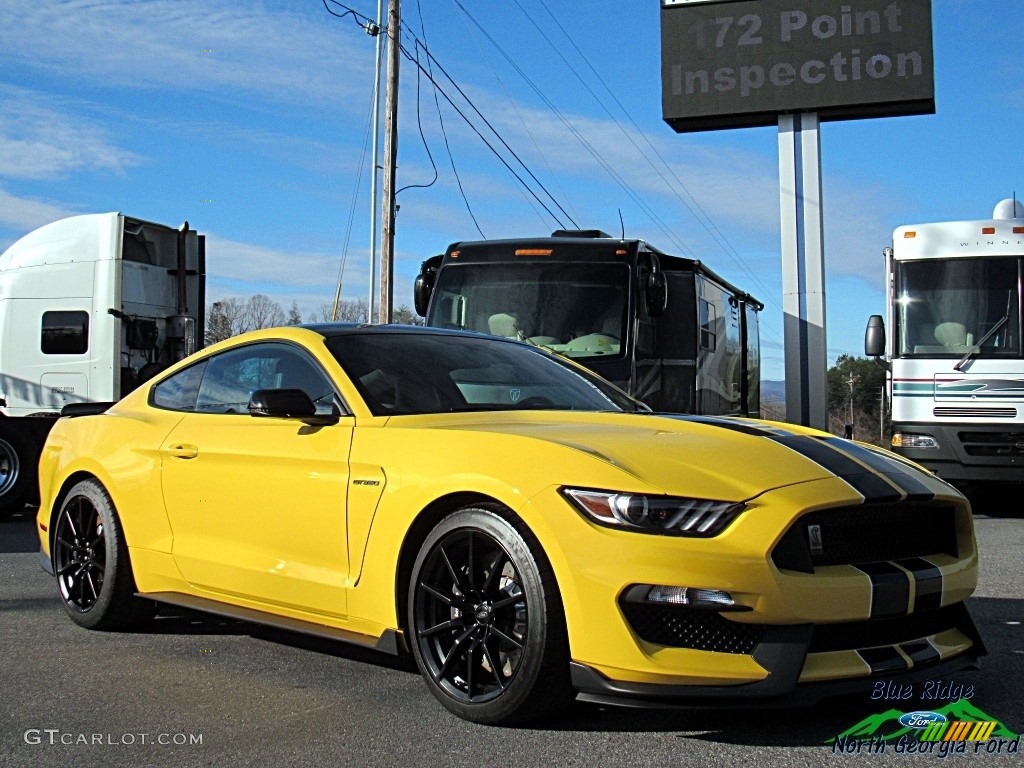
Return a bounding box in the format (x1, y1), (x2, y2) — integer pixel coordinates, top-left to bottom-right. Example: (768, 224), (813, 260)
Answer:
(407, 504), (572, 725)
(51, 479), (155, 630)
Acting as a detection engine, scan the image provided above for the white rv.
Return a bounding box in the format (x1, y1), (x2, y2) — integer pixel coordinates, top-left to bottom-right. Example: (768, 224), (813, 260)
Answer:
(865, 199), (1024, 508)
(0, 213), (205, 518)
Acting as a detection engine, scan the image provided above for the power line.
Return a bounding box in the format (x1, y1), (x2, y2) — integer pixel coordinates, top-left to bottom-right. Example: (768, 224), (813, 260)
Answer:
(397, 32), (577, 230)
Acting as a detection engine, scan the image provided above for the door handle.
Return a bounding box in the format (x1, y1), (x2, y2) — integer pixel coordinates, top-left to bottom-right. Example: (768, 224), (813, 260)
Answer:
(167, 443), (199, 459)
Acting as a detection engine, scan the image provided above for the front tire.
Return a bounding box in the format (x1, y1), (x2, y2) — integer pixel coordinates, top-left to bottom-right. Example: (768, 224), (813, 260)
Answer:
(407, 504), (572, 725)
(51, 479), (155, 630)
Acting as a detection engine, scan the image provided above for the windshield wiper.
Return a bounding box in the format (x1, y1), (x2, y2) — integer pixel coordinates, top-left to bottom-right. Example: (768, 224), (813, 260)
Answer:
(954, 315), (1008, 371)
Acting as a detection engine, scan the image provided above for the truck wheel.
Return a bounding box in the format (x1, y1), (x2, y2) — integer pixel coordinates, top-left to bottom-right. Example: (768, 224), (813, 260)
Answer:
(0, 427), (30, 521)
(51, 479), (156, 630)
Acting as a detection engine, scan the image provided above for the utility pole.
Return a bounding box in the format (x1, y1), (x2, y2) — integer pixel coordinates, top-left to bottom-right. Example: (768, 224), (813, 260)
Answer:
(365, 0), (385, 324)
(378, 0), (400, 324)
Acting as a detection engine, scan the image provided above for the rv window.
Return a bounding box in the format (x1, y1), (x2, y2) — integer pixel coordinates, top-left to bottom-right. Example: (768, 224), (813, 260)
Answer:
(41, 311), (89, 355)
(699, 299), (717, 352)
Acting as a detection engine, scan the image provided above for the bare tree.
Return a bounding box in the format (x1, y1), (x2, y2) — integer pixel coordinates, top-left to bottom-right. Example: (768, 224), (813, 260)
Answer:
(206, 294), (378, 346)
(244, 294), (287, 330)
(307, 298), (370, 323)
(392, 304), (423, 326)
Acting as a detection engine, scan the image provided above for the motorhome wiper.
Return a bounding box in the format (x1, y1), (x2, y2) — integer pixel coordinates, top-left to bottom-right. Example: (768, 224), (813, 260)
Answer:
(954, 315), (1008, 371)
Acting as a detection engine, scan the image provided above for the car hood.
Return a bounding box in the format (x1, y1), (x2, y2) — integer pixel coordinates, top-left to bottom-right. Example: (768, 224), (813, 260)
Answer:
(420, 411), (951, 503)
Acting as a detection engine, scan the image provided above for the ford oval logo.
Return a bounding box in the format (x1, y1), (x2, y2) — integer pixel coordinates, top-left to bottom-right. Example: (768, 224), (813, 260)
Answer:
(899, 711), (947, 729)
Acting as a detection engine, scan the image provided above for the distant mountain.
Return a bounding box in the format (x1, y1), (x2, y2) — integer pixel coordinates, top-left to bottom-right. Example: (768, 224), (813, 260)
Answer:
(761, 380), (785, 402)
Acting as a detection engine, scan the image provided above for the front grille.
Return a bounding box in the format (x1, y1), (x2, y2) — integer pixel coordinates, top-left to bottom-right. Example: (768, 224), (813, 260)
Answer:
(959, 430), (1024, 458)
(620, 604), (765, 653)
(809, 604), (968, 653)
(772, 503), (958, 573)
(934, 407), (1016, 418)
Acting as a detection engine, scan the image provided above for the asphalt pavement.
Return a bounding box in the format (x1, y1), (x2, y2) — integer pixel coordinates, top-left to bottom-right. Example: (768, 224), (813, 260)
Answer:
(1, 506), (1021, 768)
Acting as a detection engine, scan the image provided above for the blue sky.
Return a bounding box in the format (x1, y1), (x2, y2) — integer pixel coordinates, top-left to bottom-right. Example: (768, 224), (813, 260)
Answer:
(1, 0), (1020, 381)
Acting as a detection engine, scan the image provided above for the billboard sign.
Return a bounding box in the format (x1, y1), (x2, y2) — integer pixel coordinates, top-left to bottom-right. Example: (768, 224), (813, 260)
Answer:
(661, 0), (934, 132)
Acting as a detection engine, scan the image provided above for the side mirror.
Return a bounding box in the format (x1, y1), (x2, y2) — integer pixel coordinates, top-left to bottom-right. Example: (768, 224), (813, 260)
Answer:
(248, 389), (337, 425)
(865, 315), (886, 357)
(414, 255), (442, 317)
(413, 274), (432, 317)
(645, 271), (667, 318)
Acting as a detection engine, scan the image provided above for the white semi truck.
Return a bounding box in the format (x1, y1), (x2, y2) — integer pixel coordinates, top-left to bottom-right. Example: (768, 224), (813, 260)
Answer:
(0, 213), (205, 519)
(865, 198), (1024, 509)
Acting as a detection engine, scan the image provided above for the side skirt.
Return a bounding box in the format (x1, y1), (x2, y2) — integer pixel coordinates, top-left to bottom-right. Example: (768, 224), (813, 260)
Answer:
(141, 590), (405, 655)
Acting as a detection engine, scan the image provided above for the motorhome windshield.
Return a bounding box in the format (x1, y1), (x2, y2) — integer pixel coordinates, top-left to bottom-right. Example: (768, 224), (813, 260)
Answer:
(426, 262), (629, 360)
(895, 257), (1022, 358)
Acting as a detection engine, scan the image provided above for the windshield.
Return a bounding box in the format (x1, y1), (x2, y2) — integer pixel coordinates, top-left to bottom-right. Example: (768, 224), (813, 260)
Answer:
(326, 331), (645, 416)
(894, 257), (1022, 359)
(427, 262), (628, 359)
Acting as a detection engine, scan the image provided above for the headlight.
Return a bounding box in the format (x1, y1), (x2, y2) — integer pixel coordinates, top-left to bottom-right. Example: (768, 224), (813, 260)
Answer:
(560, 488), (745, 537)
(892, 432), (939, 449)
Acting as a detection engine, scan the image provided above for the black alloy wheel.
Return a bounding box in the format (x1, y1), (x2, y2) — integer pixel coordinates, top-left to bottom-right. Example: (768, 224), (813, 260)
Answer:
(408, 505), (571, 725)
(53, 491), (107, 613)
(51, 479), (155, 630)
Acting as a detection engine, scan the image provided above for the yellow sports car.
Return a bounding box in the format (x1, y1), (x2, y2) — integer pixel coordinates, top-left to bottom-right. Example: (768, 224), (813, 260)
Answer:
(36, 325), (984, 725)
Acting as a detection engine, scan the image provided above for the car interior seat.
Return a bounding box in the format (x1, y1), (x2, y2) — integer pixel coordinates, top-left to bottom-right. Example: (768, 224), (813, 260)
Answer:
(601, 314), (621, 339)
(934, 322), (968, 348)
(488, 313), (522, 339)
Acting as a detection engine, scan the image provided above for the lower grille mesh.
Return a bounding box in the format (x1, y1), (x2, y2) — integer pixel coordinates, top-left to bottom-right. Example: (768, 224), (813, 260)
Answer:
(620, 604), (765, 653)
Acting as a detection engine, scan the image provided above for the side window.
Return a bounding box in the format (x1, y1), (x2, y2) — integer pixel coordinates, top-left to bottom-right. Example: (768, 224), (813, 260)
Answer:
(195, 343), (338, 415)
(151, 360), (208, 411)
(699, 298), (717, 352)
(41, 311), (89, 354)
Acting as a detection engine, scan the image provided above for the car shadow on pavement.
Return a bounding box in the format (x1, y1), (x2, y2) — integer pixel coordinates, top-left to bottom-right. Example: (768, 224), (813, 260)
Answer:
(0, 507), (41, 552)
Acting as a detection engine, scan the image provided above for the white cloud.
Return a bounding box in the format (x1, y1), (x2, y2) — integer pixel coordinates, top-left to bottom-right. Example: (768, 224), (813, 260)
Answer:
(0, 0), (374, 108)
(0, 187), (79, 239)
(0, 85), (141, 180)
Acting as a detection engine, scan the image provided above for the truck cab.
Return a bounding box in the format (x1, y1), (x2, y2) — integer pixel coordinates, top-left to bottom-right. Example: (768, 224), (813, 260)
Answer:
(0, 213), (205, 517)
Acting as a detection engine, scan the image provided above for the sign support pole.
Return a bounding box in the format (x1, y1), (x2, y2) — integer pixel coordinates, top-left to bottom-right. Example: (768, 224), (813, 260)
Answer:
(778, 112), (827, 429)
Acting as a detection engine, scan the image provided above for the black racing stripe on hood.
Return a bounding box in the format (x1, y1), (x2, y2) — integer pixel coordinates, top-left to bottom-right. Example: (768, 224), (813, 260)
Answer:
(769, 435), (902, 502)
(819, 437), (935, 501)
(655, 414), (936, 502)
(654, 413), (775, 437)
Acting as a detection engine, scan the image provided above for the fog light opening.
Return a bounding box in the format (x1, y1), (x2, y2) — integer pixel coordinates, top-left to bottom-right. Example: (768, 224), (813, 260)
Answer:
(646, 585), (737, 610)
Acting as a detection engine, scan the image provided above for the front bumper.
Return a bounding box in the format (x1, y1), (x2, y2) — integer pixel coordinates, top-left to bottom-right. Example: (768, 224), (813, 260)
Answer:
(892, 422), (1024, 485)
(570, 603), (986, 707)
(525, 474), (982, 698)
